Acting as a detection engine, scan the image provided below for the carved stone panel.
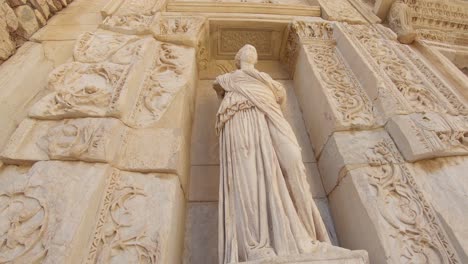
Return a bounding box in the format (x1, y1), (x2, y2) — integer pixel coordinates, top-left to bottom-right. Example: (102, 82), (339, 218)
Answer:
(86, 171), (185, 264)
(386, 113), (468, 161)
(152, 15), (206, 47)
(101, 0), (167, 17)
(318, 0), (367, 24)
(319, 130), (462, 263)
(0, 118), (185, 176)
(342, 24), (457, 115)
(0, 161), (111, 263)
(294, 40), (378, 156)
(209, 19), (287, 60)
(100, 14), (155, 35)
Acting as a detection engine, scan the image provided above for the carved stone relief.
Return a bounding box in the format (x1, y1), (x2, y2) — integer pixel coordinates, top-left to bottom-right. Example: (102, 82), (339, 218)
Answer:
(318, 0), (367, 24)
(29, 62), (131, 119)
(281, 20), (334, 76)
(386, 113), (468, 161)
(343, 24), (455, 114)
(363, 139), (461, 263)
(304, 44), (375, 128)
(100, 14), (155, 35)
(152, 15), (206, 47)
(87, 171), (184, 264)
(102, 0), (167, 17)
(0, 161), (111, 263)
(0, 118), (184, 174)
(319, 130), (462, 263)
(387, 1), (416, 44)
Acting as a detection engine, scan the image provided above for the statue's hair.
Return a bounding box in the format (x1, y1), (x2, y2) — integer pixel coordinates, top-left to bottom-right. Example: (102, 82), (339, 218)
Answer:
(235, 44), (258, 65)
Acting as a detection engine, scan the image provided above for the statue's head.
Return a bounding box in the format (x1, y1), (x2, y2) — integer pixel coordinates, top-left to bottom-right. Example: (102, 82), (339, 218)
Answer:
(235, 44), (258, 69)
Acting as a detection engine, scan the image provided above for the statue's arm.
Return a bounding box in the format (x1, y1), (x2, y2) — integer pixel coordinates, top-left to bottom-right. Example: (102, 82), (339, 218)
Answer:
(213, 79), (225, 100)
(272, 79), (286, 105)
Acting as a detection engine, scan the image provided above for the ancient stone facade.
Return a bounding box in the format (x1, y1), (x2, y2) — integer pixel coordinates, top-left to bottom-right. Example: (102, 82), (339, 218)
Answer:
(0, 0), (466, 263)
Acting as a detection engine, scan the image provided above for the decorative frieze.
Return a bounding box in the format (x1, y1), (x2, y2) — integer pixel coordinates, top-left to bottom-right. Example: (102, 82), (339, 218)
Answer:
(386, 113), (468, 161)
(0, 161), (111, 263)
(304, 44), (375, 127)
(319, 130), (462, 263)
(387, 1), (416, 44)
(364, 139), (461, 264)
(343, 24), (454, 114)
(318, 0), (367, 24)
(86, 171), (185, 264)
(100, 14), (155, 35)
(0, 118), (184, 174)
(152, 15), (206, 47)
(281, 20), (334, 76)
(101, 0), (167, 17)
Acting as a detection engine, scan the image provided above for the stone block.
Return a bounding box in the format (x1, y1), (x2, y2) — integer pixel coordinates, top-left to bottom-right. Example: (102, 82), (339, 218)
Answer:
(0, 161), (110, 263)
(318, 129), (396, 194)
(294, 43), (377, 156)
(0, 41), (54, 149)
(14, 5), (40, 39)
(86, 171), (186, 264)
(386, 113), (468, 162)
(1, 118), (186, 176)
(409, 156), (468, 262)
(323, 132), (462, 263)
(183, 202), (218, 264)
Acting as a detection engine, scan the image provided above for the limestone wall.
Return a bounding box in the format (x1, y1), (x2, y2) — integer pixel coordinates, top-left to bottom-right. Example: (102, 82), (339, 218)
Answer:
(0, 0), (466, 263)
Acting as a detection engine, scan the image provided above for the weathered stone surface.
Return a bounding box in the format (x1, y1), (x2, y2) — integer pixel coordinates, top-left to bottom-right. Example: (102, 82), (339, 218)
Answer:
(386, 113), (468, 162)
(321, 130), (462, 263)
(410, 157), (468, 262)
(1, 118), (186, 175)
(0, 161), (110, 263)
(0, 42), (54, 149)
(1, 0), (19, 32)
(86, 171), (185, 264)
(294, 36), (379, 156)
(14, 5), (40, 39)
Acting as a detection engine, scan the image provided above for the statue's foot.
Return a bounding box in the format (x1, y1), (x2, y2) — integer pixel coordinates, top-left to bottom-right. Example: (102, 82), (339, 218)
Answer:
(247, 247), (276, 261)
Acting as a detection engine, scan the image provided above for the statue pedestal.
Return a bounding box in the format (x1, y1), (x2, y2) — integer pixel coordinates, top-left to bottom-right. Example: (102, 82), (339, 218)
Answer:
(237, 244), (369, 264)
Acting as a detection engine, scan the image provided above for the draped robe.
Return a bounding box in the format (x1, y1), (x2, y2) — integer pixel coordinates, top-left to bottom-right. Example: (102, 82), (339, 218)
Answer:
(215, 69), (331, 264)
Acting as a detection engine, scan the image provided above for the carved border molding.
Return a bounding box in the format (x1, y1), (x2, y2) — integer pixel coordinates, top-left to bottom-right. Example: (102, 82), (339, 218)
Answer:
(365, 139), (461, 263)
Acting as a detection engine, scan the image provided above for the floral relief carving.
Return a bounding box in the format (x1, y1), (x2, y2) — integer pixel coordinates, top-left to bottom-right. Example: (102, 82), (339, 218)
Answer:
(0, 185), (48, 263)
(101, 15), (155, 35)
(365, 140), (461, 263)
(29, 62), (130, 119)
(132, 43), (188, 126)
(318, 0), (366, 23)
(387, 1), (416, 44)
(281, 21), (334, 76)
(305, 44), (375, 127)
(87, 172), (160, 264)
(346, 24), (448, 114)
(397, 45), (468, 116)
(36, 119), (120, 161)
(220, 30), (271, 54)
(404, 0), (468, 41)
(74, 32), (142, 64)
(116, 0), (163, 16)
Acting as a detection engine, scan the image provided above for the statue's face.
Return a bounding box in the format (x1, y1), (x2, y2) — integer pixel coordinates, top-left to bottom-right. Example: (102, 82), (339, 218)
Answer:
(235, 45), (258, 69)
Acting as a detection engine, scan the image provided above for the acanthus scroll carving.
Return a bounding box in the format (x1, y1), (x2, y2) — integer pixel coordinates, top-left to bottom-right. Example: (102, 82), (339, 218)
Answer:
(0, 185), (48, 263)
(87, 172), (160, 264)
(387, 1), (416, 44)
(305, 44), (375, 127)
(29, 62), (130, 119)
(346, 24), (449, 114)
(365, 140), (461, 263)
(281, 21), (334, 76)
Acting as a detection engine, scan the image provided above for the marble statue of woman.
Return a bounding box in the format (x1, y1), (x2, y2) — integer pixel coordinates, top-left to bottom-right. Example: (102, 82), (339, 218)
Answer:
(214, 44), (334, 263)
